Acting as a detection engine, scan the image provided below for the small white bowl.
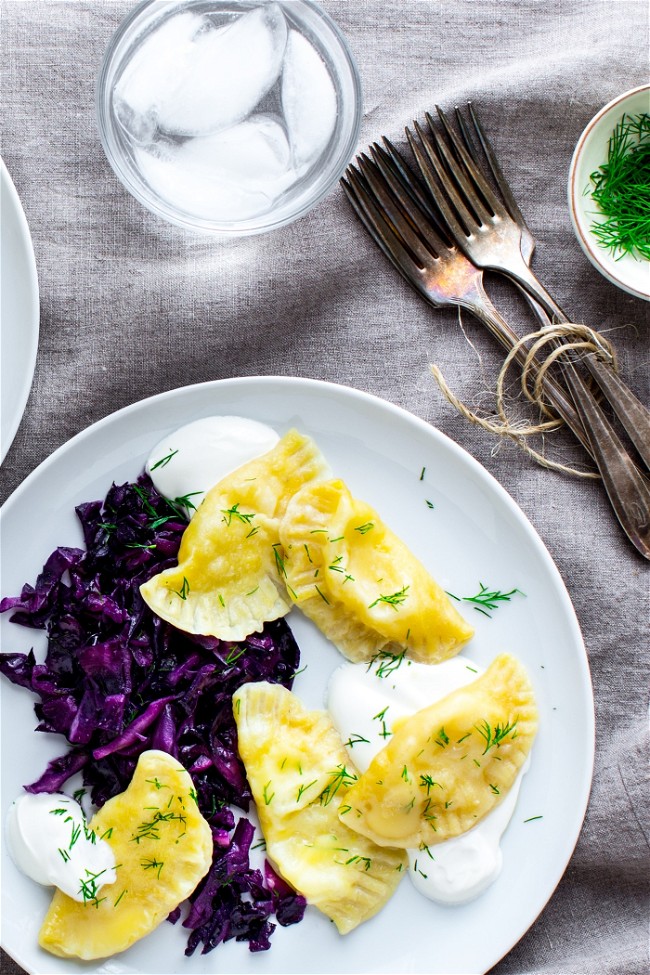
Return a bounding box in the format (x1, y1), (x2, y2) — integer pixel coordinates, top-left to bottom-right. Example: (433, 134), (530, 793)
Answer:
(568, 84), (650, 301)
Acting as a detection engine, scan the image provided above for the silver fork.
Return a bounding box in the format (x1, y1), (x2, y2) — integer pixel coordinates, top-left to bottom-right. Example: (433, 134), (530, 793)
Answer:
(342, 142), (650, 559)
(406, 108), (650, 472)
(341, 149), (590, 454)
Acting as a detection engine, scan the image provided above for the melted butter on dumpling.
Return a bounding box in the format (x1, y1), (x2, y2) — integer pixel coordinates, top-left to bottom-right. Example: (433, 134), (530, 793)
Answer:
(341, 653), (538, 849)
(233, 681), (407, 934)
(279, 479), (474, 663)
(140, 430), (329, 639)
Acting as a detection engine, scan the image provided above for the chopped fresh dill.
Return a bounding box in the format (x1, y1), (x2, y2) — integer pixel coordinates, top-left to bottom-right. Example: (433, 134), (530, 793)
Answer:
(425, 500), (435, 509)
(344, 855), (372, 871)
(419, 774), (442, 794)
(589, 112), (650, 259)
(344, 733), (371, 748)
(272, 542), (287, 577)
(146, 777), (168, 792)
(489, 783), (501, 795)
(114, 888), (128, 907)
(167, 492), (202, 518)
(132, 484), (159, 518)
(354, 521), (374, 535)
(434, 727), (450, 747)
(263, 781), (275, 805)
(141, 857), (164, 879)
(172, 576), (190, 600)
(314, 584), (330, 604)
(150, 448), (178, 470)
(474, 718), (519, 755)
(368, 585), (410, 611)
(459, 582), (524, 618)
(225, 646), (246, 665)
(318, 765), (358, 806)
(420, 466), (426, 481)
(368, 648), (407, 678)
(524, 815), (544, 823)
(296, 780), (318, 802)
(221, 502), (255, 526)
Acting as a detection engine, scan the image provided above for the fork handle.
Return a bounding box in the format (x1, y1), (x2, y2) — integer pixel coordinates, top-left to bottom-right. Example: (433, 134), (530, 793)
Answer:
(560, 360), (650, 557)
(504, 262), (650, 470)
(465, 284), (650, 560)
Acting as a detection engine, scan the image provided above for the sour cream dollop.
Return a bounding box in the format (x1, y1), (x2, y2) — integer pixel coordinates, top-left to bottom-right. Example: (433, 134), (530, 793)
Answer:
(6, 792), (117, 902)
(146, 415), (279, 513)
(327, 656), (530, 905)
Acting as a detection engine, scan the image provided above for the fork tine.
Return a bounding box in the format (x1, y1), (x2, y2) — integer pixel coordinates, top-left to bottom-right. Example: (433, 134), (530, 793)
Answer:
(453, 105), (480, 165)
(376, 137), (449, 235)
(342, 166), (427, 289)
(428, 108), (504, 221)
(356, 153), (442, 266)
(366, 145), (453, 258)
(466, 101), (528, 230)
(406, 121), (476, 242)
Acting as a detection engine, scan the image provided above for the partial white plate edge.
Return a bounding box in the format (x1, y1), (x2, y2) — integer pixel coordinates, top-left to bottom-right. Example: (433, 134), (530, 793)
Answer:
(0, 158), (40, 462)
(0, 376), (596, 975)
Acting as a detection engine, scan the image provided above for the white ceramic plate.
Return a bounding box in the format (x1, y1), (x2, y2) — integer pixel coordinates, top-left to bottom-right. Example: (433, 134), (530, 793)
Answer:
(1, 377), (594, 975)
(568, 84), (650, 301)
(0, 159), (40, 461)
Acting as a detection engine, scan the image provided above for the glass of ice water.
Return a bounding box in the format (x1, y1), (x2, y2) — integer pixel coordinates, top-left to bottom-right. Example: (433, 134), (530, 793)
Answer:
(97, 0), (362, 235)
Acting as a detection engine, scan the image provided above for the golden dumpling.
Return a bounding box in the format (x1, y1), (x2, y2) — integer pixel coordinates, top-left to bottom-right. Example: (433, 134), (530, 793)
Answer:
(39, 751), (212, 960)
(341, 654), (538, 848)
(233, 681), (407, 934)
(140, 430), (329, 639)
(279, 479), (473, 663)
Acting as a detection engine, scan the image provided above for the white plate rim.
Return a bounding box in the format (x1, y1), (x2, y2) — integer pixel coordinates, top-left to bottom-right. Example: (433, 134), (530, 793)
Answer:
(0, 157), (40, 462)
(0, 375), (596, 975)
(567, 83), (650, 301)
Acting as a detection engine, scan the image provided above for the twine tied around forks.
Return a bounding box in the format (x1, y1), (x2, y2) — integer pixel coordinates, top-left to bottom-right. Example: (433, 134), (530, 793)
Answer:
(430, 321), (619, 479)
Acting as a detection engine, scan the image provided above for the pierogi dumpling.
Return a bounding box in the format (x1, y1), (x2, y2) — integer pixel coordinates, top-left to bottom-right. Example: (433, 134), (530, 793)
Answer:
(341, 653), (538, 848)
(278, 479), (474, 662)
(39, 751), (212, 960)
(233, 681), (407, 934)
(140, 430), (328, 640)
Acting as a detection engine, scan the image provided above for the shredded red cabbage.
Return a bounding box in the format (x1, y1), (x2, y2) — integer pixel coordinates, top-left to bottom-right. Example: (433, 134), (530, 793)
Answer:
(0, 474), (306, 954)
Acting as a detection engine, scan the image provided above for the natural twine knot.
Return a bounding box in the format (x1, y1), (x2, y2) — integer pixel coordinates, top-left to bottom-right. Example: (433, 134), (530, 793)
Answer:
(430, 322), (618, 479)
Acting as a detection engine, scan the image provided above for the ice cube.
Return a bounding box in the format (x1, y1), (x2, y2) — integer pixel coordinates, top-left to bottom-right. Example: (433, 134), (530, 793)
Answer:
(180, 115), (292, 189)
(134, 116), (296, 222)
(281, 30), (337, 168)
(155, 4), (288, 137)
(113, 11), (201, 144)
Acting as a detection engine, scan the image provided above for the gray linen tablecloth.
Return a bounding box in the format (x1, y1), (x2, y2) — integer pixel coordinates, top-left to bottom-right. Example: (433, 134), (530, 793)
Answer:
(1, 1), (649, 973)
